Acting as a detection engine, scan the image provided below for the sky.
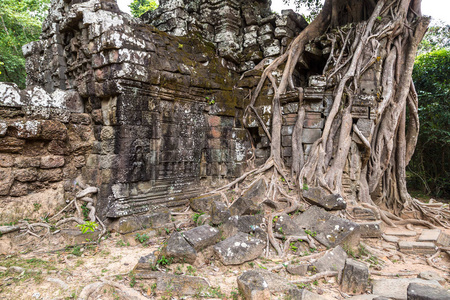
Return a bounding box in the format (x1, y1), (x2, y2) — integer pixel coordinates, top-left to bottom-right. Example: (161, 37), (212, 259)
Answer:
(117, 0), (450, 24)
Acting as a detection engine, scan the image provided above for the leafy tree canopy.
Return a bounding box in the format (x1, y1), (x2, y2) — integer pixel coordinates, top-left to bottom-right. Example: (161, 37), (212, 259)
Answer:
(0, 0), (50, 88)
(282, 0), (323, 22)
(418, 21), (450, 55)
(129, 0), (158, 18)
(411, 48), (450, 197)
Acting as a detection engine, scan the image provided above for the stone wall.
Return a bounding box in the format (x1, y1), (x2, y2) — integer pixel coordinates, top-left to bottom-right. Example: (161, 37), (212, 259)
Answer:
(0, 83), (93, 222)
(12, 0), (257, 220)
(143, 0), (308, 71)
(1, 0), (377, 222)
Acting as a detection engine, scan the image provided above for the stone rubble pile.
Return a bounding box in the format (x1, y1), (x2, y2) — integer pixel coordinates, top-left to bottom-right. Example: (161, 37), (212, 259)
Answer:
(131, 181), (450, 299)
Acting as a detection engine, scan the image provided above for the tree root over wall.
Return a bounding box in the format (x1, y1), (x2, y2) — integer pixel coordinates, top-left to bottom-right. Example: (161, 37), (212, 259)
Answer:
(211, 0), (449, 257)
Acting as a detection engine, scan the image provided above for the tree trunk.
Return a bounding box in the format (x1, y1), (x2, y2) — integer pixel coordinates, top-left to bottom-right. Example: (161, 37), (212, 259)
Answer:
(246, 0), (446, 226)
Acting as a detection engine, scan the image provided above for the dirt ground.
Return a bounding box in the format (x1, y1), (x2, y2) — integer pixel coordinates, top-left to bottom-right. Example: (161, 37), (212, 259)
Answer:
(0, 211), (449, 300)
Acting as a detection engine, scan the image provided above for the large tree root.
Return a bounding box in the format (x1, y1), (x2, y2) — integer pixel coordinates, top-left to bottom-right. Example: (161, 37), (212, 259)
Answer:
(13, 186), (105, 243)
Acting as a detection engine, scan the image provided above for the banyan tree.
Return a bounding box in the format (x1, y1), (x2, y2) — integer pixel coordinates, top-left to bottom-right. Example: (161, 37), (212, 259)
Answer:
(229, 0), (449, 233)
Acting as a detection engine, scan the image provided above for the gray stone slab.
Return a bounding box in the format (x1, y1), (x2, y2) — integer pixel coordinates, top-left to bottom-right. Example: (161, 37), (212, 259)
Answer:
(189, 193), (222, 213)
(302, 187), (346, 211)
(340, 258), (369, 294)
(418, 271), (446, 285)
(418, 229), (450, 247)
(385, 229), (417, 237)
(372, 278), (441, 300)
(382, 234), (400, 243)
(293, 206), (361, 248)
(311, 245), (348, 273)
(161, 231), (197, 264)
(210, 200), (231, 225)
(346, 296), (379, 300)
(287, 288), (331, 300)
(358, 221), (383, 238)
(398, 241), (437, 255)
(407, 282), (450, 300)
(214, 232), (266, 265)
(183, 225), (220, 251)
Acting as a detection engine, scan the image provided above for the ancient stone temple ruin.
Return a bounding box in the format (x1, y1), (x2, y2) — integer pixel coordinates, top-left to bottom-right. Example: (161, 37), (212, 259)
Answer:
(0, 0), (378, 223)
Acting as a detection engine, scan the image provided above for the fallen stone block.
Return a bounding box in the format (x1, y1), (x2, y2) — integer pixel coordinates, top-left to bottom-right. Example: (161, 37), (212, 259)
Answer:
(214, 232), (266, 265)
(183, 225), (220, 251)
(340, 258), (369, 294)
(303, 188), (346, 211)
(385, 228), (417, 237)
(237, 271), (271, 300)
(210, 200), (231, 225)
(293, 206), (361, 248)
(287, 288), (331, 299)
(275, 213), (303, 235)
(311, 245), (348, 273)
(372, 278), (441, 300)
(286, 262), (309, 276)
(417, 229), (450, 247)
(351, 207), (377, 220)
(117, 211), (170, 234)
(190, 193), (221, 213)
(417, 271), (446, 285)
(229, 178), (265, 216)
(358, 221), (383, 238)
(238, 269), (296, 299)
(229, 197), (262, 216)
(135, 271), (209, 296)
(398, 241), (437, 255)
(134, 252), (158, 271)
(407, 282), (450, 300)
(160, 231), (197, 264)
(382, 234), (399, 243)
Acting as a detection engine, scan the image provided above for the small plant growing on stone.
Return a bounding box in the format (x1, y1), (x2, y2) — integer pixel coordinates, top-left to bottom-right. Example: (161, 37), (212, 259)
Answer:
(304, 229), (317, 237)
(192, 212), (204, 223)
(116, 239), (129, 247)
(129, 271), (136, 287)
(156, 255), (173, 267)
(77, 221), (98, 234)
(302, 183), (309, 190)
(135, 233), (149, 244)
(33, 203), (41, 211)
(290, 242), (298, 252)
(186, 265), (196, 275)
(71, 245), (83, 257)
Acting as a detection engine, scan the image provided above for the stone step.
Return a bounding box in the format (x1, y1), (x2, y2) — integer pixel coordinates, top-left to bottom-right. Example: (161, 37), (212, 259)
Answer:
(398, 241), (437, 255)
(384, 228), (417, 237)
(418, 229), (450, 246)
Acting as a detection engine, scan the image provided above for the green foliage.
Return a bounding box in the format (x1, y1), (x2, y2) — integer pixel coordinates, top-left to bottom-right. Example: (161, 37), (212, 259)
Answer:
(418, 22), (450, 55)
(156, 255), (173, 267)
(192, 212), (204, 223)
(282, 0), (322, 22)
(304, 229), (317, 237)
(71, 245), (83, 257)
(0, 0), (50, 88)
(410, 48), (450, 197)
(76, 221), (98, 234)
(81, 204), (90, 221)
(129, 0), (158, 18)
(135, 233), (150, 243)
